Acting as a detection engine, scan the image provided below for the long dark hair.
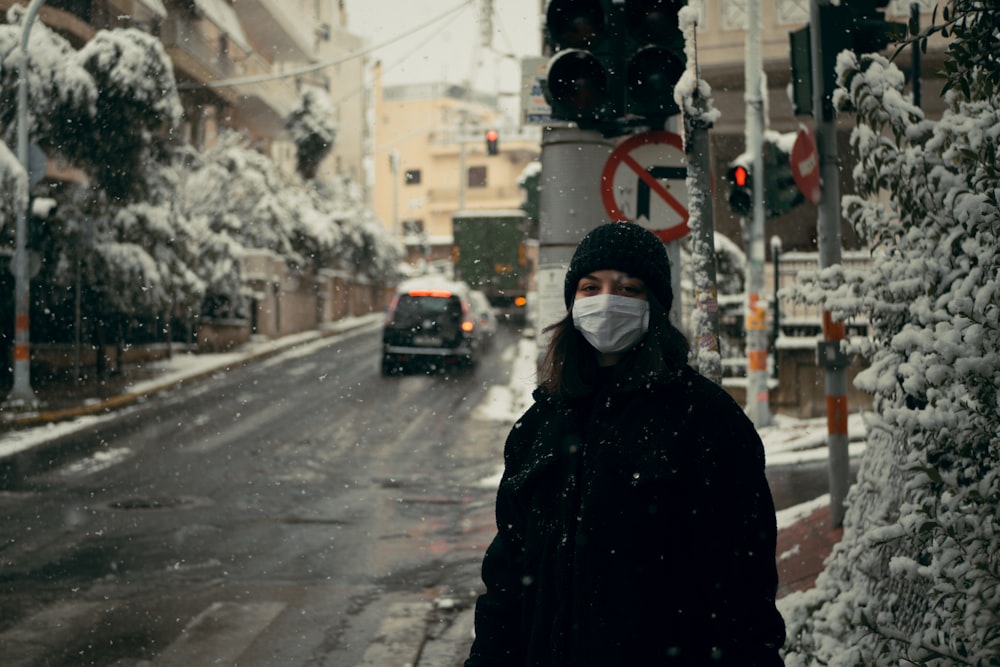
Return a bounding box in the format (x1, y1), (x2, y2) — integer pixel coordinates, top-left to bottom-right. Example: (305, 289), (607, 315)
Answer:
(537, 292), (690, 397)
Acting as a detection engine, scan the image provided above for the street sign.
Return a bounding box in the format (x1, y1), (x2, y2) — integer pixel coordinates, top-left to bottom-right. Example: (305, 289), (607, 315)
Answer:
(791, 125), (821, 205)
(600, 130), (689, 242)
(521, 57), (553, 126)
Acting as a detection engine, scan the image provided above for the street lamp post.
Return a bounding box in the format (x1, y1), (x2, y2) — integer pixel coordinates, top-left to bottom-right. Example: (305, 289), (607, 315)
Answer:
(6, 0), (47, 409)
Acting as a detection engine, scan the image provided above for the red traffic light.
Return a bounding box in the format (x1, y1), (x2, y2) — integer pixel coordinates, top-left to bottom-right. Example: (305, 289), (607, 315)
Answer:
(727, 163), (753, 215)
(733, 165), (749, 187)
(486, 129), (499, 155)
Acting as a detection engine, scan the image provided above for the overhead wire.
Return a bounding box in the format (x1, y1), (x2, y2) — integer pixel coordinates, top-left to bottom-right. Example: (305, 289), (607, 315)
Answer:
(177, 0), (475, 90)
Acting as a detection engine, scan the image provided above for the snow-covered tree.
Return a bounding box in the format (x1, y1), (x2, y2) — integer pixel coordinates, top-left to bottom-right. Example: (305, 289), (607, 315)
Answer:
(74, 27), (182, 200)
(781, 3), (1000, 663)
(1, 10), (398, 337)
(176, 132), (402, 315)
(285, 84), (337, 180)
(0, 6), (97, 154)
(0, 8), (179, 201)
(0, 140), (26, 235)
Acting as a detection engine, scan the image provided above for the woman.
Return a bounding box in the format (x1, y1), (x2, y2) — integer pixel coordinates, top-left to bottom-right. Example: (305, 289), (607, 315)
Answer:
(465, 222), (786, 666)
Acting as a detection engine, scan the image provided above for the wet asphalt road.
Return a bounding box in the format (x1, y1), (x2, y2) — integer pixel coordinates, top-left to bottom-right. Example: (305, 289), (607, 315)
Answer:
(0, 321), (848, 666)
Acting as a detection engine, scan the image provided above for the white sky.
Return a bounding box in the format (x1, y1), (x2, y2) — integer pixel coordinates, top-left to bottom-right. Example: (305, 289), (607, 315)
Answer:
(343, 0), (543, 93)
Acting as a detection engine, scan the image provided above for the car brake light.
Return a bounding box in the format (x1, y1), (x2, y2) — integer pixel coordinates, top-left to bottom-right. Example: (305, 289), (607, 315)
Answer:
(514, 296), (527, 307)
(408, 289), (452, 298)
(462, 321), (475, 333)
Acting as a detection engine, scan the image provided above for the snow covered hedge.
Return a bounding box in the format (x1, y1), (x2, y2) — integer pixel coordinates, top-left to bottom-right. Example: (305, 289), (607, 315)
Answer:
(780, 3), (1000, 664)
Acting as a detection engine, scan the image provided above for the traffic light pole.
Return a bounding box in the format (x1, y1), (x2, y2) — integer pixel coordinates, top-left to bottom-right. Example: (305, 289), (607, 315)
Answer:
(5, 0), (46, 410)
(810, 0), (850, 528)
(535, 125), (613, 358)
(744, 0), (771, 428)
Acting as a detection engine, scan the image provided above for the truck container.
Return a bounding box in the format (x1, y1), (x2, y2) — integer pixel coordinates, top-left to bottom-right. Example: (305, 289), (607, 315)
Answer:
(451, 209), (528, 322)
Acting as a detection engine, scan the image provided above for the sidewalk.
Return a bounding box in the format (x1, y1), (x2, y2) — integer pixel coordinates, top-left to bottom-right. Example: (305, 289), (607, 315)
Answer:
(775, 497), (842, 599)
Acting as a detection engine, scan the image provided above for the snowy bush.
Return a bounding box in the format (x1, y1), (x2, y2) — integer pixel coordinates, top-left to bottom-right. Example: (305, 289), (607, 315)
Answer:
(781, 3), (1000, 664)
(285, 84), (337, 180)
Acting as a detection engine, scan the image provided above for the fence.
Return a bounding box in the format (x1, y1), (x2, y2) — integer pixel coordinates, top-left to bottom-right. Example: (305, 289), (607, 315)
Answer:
(714, 250), (875, 418)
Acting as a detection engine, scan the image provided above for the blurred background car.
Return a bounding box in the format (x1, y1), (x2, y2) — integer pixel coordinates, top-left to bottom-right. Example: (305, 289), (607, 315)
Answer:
(381, 276), (481, 375)
(467, 290), (498, 348)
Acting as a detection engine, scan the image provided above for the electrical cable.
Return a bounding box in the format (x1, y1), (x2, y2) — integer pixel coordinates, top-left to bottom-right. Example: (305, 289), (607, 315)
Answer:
(178, 0), (474, 90)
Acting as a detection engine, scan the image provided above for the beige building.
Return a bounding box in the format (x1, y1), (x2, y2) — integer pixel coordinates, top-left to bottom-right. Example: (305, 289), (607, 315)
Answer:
(372, 67), (541, 263)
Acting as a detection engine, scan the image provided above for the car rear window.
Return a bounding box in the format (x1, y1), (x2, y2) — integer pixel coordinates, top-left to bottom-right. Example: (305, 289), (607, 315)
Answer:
(393, 295), (461, 324)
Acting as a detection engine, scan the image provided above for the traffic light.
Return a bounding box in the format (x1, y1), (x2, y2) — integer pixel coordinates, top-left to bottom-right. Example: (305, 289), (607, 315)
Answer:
(788, 0), (905, 118)
(543, 0), (686, 127)
(623, 0), (687, 120)
(727, 163), (753, 216)
(843, 0), (906, 54)
(486, 129), (499, 155)
(762, 139), (804, 217)
(543, 0), (622, 125)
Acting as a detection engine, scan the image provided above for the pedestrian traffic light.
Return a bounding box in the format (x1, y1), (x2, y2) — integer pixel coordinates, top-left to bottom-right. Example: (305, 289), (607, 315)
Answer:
(543, 0), (622, 125)
(486, 129), (499, 156)
(727, 163), (753, 216)
(623, 0), (687, 120)
(763, 139), (804, 217)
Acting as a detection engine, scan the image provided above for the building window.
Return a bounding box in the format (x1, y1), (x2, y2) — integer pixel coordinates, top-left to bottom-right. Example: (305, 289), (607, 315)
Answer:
(402, 220), (424, 235)
(468, 166), (487, 188)
(405, 169), (421, 185)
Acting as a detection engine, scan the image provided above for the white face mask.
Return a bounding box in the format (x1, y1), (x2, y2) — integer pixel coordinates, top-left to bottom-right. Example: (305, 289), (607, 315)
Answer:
(572, 294), (650, 354)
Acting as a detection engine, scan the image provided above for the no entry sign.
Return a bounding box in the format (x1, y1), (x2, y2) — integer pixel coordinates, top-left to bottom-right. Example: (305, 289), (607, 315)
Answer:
(791, 124), (821, 205)
(600, 130), (690, 242)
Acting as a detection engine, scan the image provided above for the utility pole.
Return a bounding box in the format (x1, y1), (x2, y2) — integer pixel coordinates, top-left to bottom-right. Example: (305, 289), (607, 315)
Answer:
(5, 0), (47, 409)
(744, 0), (771, 427)
(682, 13), (722, 386)
(810, 0), (850, 528)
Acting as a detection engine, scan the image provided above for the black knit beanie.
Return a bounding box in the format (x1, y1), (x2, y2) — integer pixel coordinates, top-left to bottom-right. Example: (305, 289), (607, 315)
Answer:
(563, 222), (673, 312)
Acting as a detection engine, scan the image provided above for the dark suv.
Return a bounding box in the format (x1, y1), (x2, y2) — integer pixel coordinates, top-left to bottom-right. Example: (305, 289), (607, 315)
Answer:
(381, 277), (480, 375)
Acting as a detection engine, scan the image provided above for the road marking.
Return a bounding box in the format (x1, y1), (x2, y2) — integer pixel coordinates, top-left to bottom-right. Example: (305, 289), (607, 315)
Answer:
(153, 600), (286, 666)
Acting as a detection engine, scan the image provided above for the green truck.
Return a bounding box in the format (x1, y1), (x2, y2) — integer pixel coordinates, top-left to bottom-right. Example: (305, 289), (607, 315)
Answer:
(451, 209), (529, 323)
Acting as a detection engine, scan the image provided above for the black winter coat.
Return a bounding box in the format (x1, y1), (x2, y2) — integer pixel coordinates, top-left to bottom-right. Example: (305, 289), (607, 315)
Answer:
(466, 365), (786, 666)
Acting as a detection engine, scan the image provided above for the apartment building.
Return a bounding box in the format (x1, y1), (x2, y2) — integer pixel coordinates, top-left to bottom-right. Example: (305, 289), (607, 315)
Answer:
(372, 65), (541, 264)
(1, 0), (368, 187)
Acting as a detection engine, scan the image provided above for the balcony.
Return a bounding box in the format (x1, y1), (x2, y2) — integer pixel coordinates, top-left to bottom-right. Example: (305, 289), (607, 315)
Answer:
(162, 12), (297, 135)
(228, 0), (316, 61)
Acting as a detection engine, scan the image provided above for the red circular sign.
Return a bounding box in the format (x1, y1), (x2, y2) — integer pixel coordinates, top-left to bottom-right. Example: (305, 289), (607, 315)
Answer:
(791, 125), (821, 205)
(600, 131), (690, 243)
